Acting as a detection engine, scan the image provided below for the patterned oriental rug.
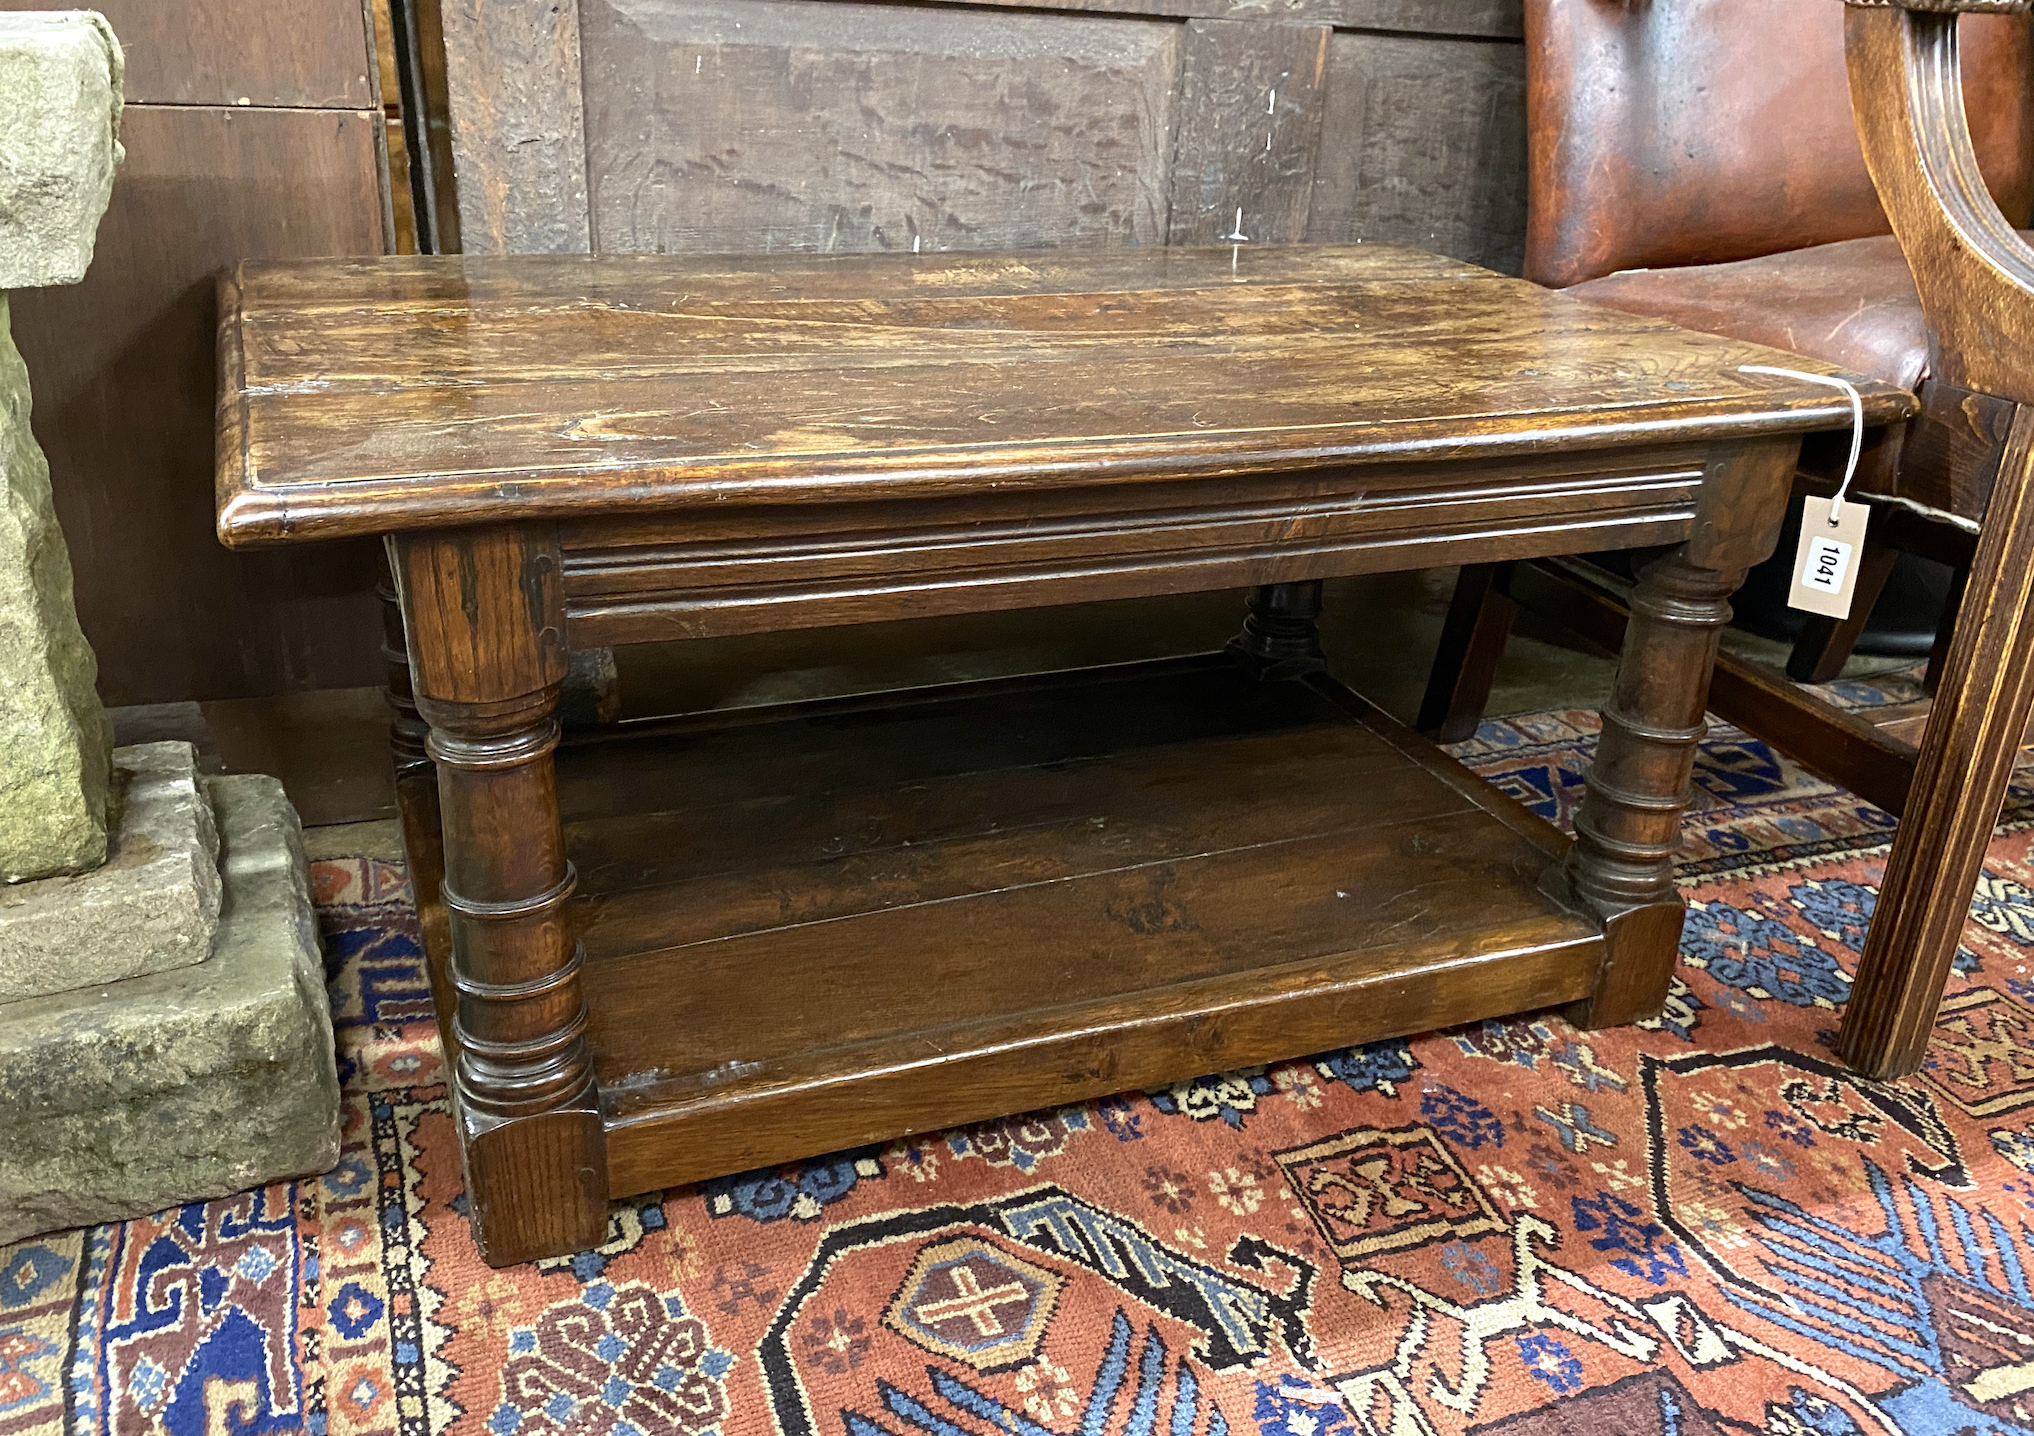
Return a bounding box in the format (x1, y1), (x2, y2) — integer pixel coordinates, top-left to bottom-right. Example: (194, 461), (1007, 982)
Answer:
(10, 672), (2034, 1436)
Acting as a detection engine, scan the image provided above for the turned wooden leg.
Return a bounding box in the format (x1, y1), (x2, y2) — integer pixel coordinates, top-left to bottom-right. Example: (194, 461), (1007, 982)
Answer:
(1227, 580), (1326, 680)
(379, 545), (453, 1047)
(392, 524), (607, 1265)
(1840, 408), (2034, 1078)
(1418, 562), (1518, 742)
(1786, 532), (1900, 684)
(1565, 440), (1798, 1027)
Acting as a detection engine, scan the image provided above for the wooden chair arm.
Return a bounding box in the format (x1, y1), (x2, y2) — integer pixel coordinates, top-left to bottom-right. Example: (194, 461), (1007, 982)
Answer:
(1846, 2), (2034, 402)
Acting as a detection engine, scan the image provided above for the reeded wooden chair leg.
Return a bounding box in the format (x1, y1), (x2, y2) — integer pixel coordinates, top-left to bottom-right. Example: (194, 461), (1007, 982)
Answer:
(1418, 562), (1517, 743)
(1564, 441), (1796, 1028)
(1785, 533), (1900, 684)
(1923, 562), (1969, 695)
(1839, 410), (2034, 1077)
(394, 525), (608, 1266)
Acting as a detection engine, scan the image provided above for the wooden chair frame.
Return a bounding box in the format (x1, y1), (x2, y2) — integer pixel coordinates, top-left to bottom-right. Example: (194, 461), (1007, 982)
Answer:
(1835, 0), (2034, 1076)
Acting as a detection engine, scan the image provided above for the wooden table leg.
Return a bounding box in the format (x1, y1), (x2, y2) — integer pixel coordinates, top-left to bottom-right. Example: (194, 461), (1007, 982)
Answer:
(1839, 406), (2034, 1078)
(1564, 439), (1798, 1027)
(1227, 580), (1326, 679)
(379, 544), (453, 1048)
(392, 524), (608, 1266)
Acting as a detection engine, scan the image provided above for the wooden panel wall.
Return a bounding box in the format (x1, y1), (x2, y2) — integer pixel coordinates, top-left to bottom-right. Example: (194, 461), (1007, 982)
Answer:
(1165, 20), (1331, 246)
(445, 0), (1528, 271)
(0, 0), (391, 704)
(437, 0), (591, 253)
(582, 0), (1181, 254)
(1307, 32), (1528, 274)
(10, 0), (379, 106)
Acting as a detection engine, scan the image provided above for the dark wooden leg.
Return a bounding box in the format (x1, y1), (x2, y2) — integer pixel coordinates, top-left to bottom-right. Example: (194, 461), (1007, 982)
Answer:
(1839, 408), (2034, 1078)
(1227, 580), (1326, 680)
(1564, 440), (1798, 1027)
(1786, 532), (1901, 683)
(392, 524), (608, 1265)
(379, 543), (453, 1047)
(1418, 562), (1517, 743)
(1923, 561), (1970, 695)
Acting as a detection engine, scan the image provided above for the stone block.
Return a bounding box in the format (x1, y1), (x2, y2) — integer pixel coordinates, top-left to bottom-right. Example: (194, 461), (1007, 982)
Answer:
(0, 773), (341, 1245)
(0, 742), (220, 1001)
(0, 11), (124, 289)
(1, 296), (112, 881)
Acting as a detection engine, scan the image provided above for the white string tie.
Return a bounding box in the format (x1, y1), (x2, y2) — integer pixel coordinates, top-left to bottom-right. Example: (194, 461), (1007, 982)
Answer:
(1740, 365), (1865, 525)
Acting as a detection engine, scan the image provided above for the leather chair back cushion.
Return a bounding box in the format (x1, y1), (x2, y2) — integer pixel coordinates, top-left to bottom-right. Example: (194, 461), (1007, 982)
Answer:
(1526, 0), (2034, 287)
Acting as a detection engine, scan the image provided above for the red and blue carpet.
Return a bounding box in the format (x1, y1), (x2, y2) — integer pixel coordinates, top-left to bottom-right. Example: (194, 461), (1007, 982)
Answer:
(6, 673), (2034, 1435)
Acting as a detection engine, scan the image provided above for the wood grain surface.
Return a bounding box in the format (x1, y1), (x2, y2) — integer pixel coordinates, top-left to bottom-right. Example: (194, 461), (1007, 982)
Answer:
(0, 0), (377, 106)
(550, 444), (1708, 647)
(1846, 4), (2034, 405)
(557, 657), (1599, 1194)
(1306, 31), (1530, 274)
(846, 0), (1521, 33)
(439, 0), (1526, 280)
(580, 0), (1180, 256)
(216, 243), (1911, 545)
(1165, 20), (1332, 245)
(438, 0), (591, 254)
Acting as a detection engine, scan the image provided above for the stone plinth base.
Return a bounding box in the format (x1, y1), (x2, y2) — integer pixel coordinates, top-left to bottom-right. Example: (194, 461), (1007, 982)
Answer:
(0, 774), (340, 1245)
(0, 742), (222, 1001)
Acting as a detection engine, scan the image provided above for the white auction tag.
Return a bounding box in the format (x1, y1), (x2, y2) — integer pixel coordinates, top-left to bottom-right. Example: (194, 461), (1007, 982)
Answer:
(1738, 363), (1872, 622)
(1791, 495), (1870, 619)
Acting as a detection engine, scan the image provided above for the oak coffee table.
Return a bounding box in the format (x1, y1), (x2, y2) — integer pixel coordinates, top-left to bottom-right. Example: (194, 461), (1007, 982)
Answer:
(214, 244), (1910, 1264)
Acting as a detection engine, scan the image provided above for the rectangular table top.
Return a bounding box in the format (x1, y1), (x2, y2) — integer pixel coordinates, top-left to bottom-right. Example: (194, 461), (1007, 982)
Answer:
(215, 243), (1914, 546)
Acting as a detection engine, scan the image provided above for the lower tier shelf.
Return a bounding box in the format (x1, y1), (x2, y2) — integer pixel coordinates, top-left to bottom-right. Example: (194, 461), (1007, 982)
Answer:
(553, 653), (1605, 1197)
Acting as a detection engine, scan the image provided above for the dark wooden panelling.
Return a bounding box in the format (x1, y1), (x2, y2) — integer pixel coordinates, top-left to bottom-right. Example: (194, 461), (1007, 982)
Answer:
(369, 0), (420, 253)
(1306, 31), (1527, 274)
(1166, 20), (1330, 245)
(0, 0), (377, 106)
(438, 0), (590, 253)
(10, 106), (387, 705)
(799, 0), (1520, 37)
(439, 0), (1528, 279)
(579, 0), (1181, 254)
(403, 0), (463, 251)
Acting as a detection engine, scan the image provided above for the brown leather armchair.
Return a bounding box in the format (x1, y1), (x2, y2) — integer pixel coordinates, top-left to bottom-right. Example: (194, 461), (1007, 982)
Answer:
(1418, 0), (2034, 814)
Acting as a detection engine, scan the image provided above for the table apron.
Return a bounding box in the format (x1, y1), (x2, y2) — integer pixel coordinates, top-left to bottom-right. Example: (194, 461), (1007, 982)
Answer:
(557, 454), (1706, 646)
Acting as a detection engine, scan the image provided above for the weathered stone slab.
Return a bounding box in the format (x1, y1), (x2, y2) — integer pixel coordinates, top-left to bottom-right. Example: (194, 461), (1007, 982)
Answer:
(1, 296), (112, 881)
(0, 11), (124, 289)
(0, 741), (220, 1001)
(0, 773), (341, 1245)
